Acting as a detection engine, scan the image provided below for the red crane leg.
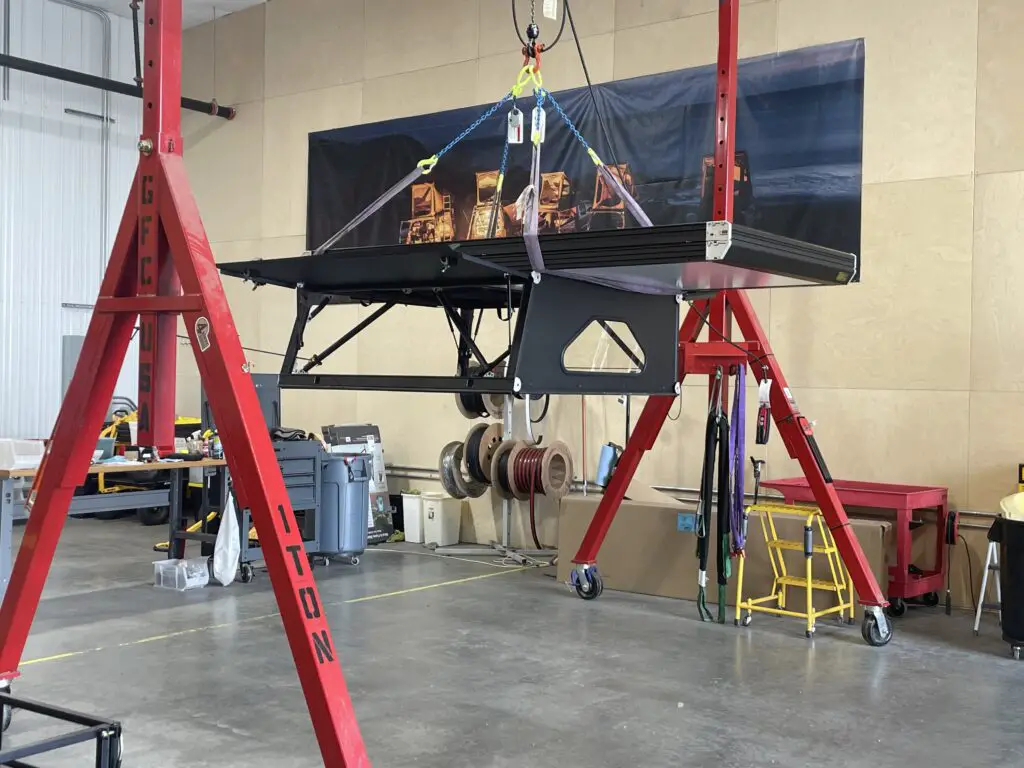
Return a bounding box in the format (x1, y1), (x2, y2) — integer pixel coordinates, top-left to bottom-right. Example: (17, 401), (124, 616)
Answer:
(571, 300), (709, 565)
(158, 153), (370, 766)
(726, 289), (886, 607)
(0, 1), (373, 763)
(0, 187), (140, 678)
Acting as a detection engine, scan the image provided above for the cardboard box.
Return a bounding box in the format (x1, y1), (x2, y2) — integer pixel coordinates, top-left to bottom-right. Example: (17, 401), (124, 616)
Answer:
(557, 495), (892, 619)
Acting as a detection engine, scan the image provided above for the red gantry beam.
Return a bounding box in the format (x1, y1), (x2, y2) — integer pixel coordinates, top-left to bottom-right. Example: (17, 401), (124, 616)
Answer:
(0, 1), (371, 764)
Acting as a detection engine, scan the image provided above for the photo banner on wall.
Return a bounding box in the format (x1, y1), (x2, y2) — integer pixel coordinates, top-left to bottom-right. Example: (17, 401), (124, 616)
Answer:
(306, 39), (864, 267)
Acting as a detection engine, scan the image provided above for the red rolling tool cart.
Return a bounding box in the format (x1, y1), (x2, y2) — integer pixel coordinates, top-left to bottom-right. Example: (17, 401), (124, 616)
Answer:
(761, 478), (954, 616)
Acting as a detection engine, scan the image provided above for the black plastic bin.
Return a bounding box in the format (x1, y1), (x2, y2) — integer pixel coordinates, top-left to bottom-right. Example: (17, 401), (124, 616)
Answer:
(999, 517), (1024, 649)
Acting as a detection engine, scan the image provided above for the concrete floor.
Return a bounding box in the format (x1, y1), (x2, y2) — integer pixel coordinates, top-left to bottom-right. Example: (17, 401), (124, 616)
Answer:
(2, 517), (1022, 767)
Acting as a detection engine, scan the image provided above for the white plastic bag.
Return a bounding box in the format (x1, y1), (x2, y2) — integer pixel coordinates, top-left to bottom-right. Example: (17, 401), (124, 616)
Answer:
(213, 493), (241, 586)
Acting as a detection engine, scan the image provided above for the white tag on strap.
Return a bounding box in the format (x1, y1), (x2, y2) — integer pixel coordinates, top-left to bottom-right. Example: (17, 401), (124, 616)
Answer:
(543, 0), (557, 20)
(531, 106), (546, 144)
(508, 108), (524, 144)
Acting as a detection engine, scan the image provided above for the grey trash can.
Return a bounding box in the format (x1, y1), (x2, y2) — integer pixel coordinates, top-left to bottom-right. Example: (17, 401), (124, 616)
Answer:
(319, 455), (370, 558)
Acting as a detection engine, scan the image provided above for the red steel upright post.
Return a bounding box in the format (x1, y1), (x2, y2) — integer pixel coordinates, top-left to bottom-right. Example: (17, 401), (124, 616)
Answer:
(0, 1), (372, 764)
(570, 0), (890, 626)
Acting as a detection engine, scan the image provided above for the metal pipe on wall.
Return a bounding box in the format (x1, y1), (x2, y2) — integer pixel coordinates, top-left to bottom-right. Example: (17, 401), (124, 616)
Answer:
(0, 52), (236, 118)
(384, 464), (997, 529)
(50, 0), (111, 270)
(1, 0), (10, 100)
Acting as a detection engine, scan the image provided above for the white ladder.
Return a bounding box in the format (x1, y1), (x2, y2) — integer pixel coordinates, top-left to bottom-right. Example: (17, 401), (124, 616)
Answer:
(973, 540), (1002, 635)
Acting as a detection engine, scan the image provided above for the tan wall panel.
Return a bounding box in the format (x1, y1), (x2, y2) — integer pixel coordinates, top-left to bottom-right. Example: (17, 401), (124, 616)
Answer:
(770, 176), (974, 390)
(213, 4), (266, 105)
(262, 84), (363, 239)
(765, 388), (970, 505)
(211, 239), (261, 263)
(613, 1), (777, 80)
(976, 0), (1024, 174)
(264, 0), (364, 99)
(972, 171), (1024, 393)
(479, 0), (615, 57)
(182, 22), (215, 101)
(356, 391), (466, 467)
(364, 0), (480, 80)
(476, 33), (614, 101)
(778, 0), (978, 185)
(182, 103), (264, 243)
(362, 61), (480, 124)
(968, 392), (1024, 511)
(614, 0), (772, 30)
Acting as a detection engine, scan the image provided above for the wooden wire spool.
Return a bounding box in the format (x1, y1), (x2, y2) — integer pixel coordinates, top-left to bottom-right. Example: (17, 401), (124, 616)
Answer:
(484, 392), (506, 417)
(501, 440), (575, 502)
(539, 440), (573, 499)
(464, 422), (503, 485)
(489, 439), (518, 500)
(504, 441), (532, 501)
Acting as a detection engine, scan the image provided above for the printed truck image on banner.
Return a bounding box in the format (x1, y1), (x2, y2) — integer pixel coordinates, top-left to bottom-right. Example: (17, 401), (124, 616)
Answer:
(306, 39), (864, 264)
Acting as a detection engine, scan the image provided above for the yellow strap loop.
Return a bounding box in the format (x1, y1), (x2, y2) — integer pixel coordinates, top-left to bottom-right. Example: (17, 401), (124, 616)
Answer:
(417, 155), (439, 174)
(587, 148), (603, 166)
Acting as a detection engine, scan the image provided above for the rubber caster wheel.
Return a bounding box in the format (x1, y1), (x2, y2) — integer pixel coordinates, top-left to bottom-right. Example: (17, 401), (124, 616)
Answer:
(922, 591), (940, 608)
(137, 506), (169, 526)
(861, 612), (893, 647)
(573, 568), (603, 600)
(1013, 646), (1022, 661)
(806, 630), (815, 639)
(350, 556), (360, 566)
(741, 614), (752, 627)
(1, 684), (11, 734)
(239, 563), (255, 584)
(887, 598), (907, 618)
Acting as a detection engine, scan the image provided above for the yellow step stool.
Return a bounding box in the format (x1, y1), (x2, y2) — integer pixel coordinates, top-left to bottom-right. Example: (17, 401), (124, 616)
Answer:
(735, 502), (854, 638)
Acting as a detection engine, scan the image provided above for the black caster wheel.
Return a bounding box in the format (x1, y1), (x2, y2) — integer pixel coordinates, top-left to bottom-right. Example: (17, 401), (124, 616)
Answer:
(806, 630), (815, 639)
(1, 683), (11, 734)
(741, 614), (752, 627)
(922, 592), (940, 608)
(573, 568), (603, 600)
(887, 598), (907, 618)
(206, 555), (214, 578)
(239, 563), (255, 584)
(350, 556), (360, 566)
(1013, 646), (1022, 661)
(861, 611), (893, 647)
(137, 506), (169, 526)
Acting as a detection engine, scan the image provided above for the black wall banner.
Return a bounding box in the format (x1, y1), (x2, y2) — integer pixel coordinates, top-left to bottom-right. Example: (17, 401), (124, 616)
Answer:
(307, 40), (864, 265)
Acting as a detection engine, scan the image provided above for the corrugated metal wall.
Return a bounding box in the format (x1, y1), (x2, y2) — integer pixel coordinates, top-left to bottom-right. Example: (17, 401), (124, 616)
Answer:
(0, 0), (141, 438)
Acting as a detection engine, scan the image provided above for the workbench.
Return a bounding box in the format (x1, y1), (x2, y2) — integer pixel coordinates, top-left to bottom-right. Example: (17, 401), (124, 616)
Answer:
(761, 478), (952, 613)
(0, 459), (227, 600)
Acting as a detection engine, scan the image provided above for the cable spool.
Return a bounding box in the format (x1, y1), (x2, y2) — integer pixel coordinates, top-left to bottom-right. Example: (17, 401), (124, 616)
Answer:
(489, 439), (518, 500)
(438, 440), (488, 500)
(464, 422), (503, 485)
(454, 365), (502, 420)
(498, 440), (573, 502)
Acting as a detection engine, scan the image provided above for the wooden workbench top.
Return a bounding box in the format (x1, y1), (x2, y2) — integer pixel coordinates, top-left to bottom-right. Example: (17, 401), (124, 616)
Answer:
(0, 458), (227, 480)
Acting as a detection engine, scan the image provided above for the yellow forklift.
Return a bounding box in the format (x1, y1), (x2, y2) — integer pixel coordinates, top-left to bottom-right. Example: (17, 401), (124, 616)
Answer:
(399, 181), (456, 244)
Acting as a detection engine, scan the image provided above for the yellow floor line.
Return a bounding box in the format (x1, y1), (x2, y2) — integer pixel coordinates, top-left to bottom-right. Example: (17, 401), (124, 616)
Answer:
(343, 567), (528, 604)
(20, 565), (528, 668)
